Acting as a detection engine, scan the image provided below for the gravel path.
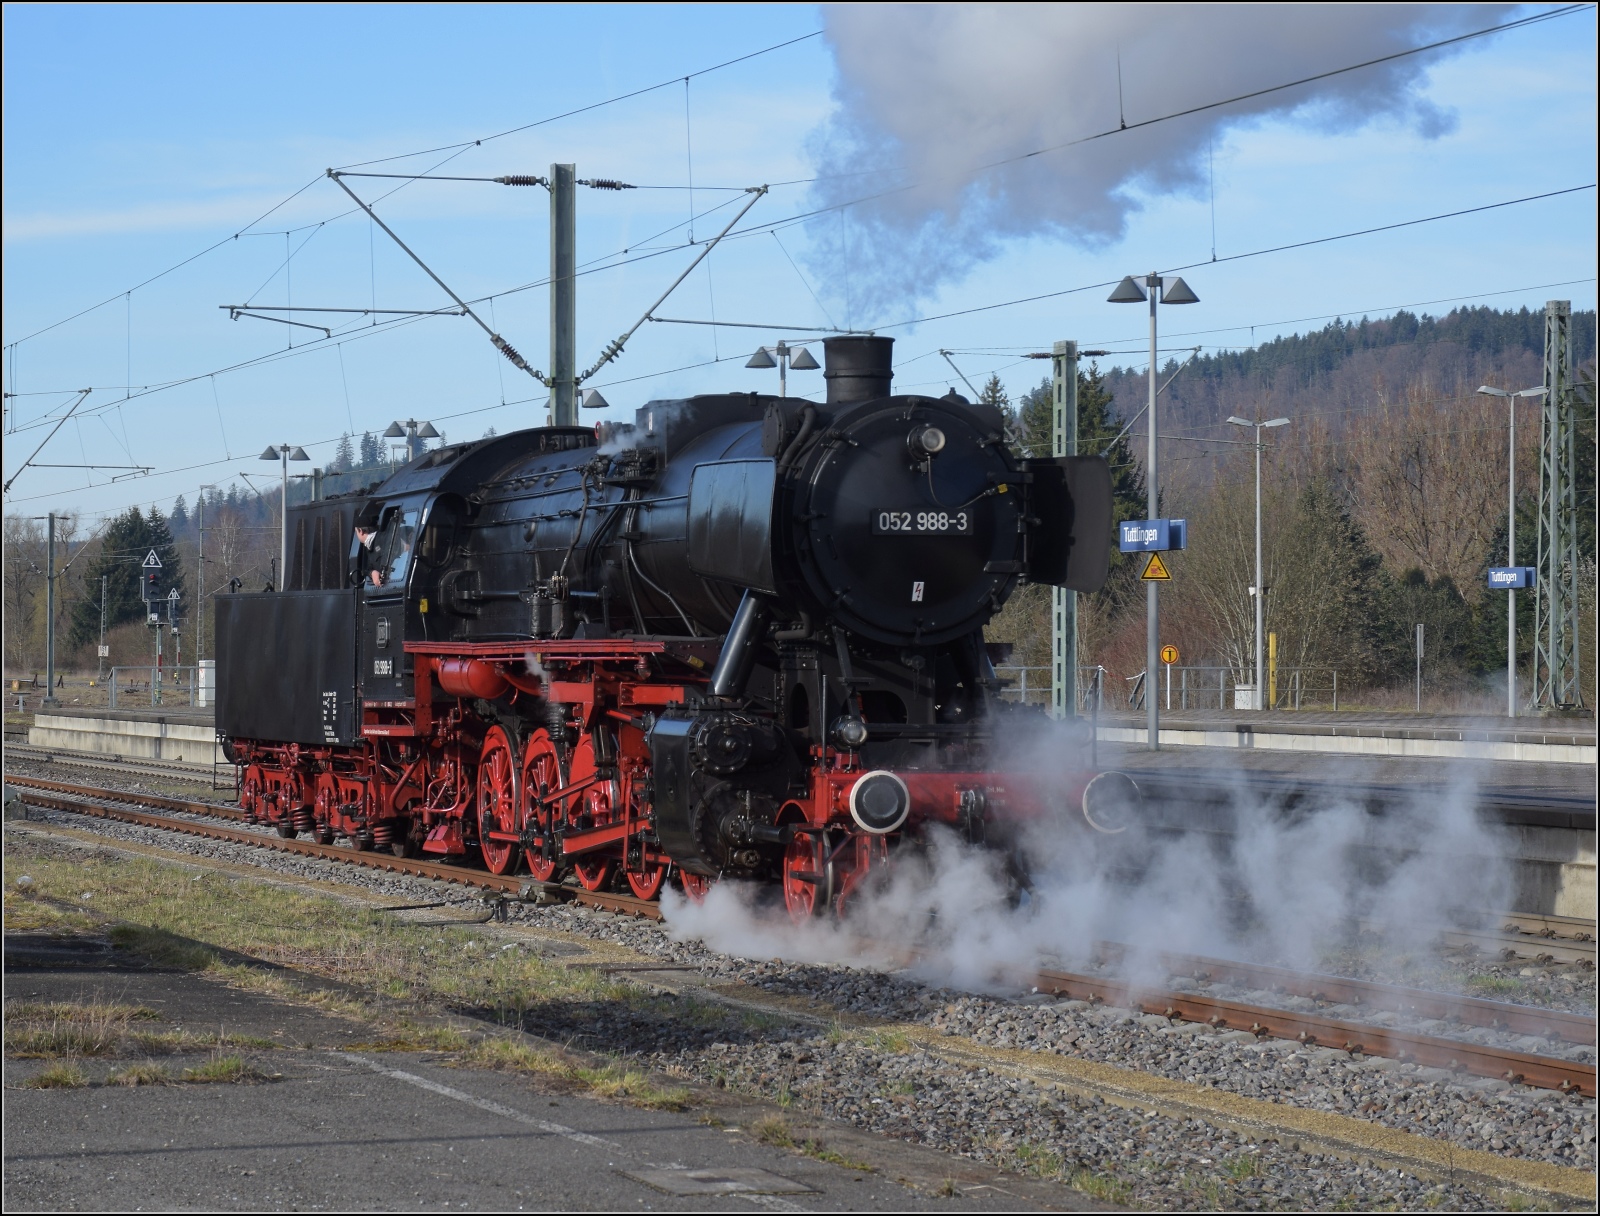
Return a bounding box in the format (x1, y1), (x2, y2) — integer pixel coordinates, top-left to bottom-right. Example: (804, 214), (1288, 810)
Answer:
(7, 759), (1595, 1206)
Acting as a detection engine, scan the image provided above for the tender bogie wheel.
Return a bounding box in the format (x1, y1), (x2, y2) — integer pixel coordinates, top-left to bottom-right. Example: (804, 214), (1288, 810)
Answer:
(782, 833), (831, 921)
(627, 864), (668, 900)
(240, 766), (266, 822)
(520, 730), (565, 883)
(476, 725), (521, 876)
(275, 819), (298, 839)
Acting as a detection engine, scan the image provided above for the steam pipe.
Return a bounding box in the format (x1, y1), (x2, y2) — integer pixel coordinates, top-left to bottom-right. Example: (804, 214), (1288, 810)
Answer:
(711, 590), (773, 697)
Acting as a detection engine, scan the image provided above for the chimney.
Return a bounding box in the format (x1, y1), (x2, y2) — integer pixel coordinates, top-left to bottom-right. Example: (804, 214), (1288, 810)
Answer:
(823, 336), (894, 405)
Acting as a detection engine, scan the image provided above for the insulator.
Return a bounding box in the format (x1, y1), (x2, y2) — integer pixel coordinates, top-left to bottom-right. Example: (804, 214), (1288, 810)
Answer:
(578, 178), (633, 191)
(495, 175), (547, 187)
(493, 335), (529, 370)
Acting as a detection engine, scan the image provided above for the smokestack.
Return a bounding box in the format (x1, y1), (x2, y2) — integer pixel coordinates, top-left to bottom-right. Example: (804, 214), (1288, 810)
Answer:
(823, 335), (894, 405)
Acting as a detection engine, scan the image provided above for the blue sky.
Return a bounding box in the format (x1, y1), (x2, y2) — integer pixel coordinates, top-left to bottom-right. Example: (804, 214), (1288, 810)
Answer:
(3, 3), (1595, 521)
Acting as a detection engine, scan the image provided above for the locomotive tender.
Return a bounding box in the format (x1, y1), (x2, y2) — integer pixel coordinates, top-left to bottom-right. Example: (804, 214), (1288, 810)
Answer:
(217, 336), (1115, 917)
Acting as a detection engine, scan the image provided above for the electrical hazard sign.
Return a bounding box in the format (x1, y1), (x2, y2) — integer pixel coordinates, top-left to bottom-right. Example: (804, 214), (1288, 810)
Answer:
(1140, 551), (1172, 581)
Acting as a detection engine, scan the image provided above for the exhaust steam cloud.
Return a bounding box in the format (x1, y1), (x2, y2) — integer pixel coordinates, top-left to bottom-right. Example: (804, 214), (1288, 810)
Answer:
(805, 3), (1512, 318)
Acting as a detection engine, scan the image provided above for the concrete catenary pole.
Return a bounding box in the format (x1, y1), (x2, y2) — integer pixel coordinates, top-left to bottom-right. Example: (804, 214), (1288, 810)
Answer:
(44, 511), (58, 707)
(1146, 276), (1159, 749)
(1051, 340), (1078, 720)
(549, 163), (578, 426)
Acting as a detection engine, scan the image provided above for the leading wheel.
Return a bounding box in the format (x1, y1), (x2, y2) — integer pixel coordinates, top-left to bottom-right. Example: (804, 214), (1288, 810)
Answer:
(782, 833), (832, 921)
(476, 725), (521, 876)
(520, 730), (564, 883)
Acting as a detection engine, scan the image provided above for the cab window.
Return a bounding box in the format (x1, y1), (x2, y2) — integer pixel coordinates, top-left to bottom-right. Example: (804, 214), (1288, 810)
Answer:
(361, 507), (420, 591)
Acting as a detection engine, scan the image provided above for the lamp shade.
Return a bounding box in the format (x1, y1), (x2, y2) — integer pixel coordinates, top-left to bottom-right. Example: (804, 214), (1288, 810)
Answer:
(288, 446), (311, 461)
(1161, 276), (1199, 305)
(416, 421), (441, 439)
(383, 422), (406, 438)
(745, 347), (778, 369)
(789, 346), (821, 370)
(581, 389), (610, 410)
(1107, 276), (1147, 304)
(259, 445), (281, 460)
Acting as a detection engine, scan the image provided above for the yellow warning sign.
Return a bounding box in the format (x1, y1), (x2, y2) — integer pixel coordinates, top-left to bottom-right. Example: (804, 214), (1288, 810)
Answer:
(1161, 644), (1179, 665)
(1140, 551), (1172, 581)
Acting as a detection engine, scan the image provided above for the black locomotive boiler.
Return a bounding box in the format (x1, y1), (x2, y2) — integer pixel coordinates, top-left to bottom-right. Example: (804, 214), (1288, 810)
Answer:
(216, 335), (1116, 916)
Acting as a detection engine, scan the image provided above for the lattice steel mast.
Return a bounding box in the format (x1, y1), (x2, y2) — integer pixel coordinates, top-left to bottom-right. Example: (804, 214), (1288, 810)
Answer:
(1531, 299), (1583, 710)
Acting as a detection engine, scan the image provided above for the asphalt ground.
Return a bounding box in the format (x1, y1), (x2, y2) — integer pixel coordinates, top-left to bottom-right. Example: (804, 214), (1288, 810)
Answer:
(3, 940), (1100, 1213)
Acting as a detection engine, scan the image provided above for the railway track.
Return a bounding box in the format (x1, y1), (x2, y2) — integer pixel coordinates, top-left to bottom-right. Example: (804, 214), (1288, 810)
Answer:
(6, 774), (1595, 1097)
(5, 744), (226, 784)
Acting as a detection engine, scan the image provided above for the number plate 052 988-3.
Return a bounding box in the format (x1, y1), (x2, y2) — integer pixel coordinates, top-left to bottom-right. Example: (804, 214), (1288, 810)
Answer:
(870, 509), (973, 535)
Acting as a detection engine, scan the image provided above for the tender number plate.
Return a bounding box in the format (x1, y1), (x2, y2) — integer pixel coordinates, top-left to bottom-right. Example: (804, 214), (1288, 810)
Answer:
(871, 509), (973, 535)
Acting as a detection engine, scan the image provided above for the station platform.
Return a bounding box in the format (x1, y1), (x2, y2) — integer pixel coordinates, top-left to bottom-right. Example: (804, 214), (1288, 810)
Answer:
(1092, 708), (1595, 766)
(27, 708), (221, 766)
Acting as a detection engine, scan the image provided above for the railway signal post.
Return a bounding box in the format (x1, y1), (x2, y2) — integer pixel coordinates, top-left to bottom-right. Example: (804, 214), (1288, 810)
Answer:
(1110, 272), (1198, 748)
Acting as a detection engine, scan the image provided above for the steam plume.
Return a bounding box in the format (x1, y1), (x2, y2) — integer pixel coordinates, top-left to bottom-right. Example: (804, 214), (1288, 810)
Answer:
(806, 3), (1512, 318)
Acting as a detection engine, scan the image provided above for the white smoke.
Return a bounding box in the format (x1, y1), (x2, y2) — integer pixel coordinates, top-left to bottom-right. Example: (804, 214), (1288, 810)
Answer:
(805, 3), (1512, 317)
(662, 745), (1513, 994)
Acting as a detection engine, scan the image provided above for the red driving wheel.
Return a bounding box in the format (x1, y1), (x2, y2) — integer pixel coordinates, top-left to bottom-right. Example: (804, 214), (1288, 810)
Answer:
(476, 725), (521, 875)
(568, 734), (616, 892)
(520, 730), (564, 883)
(678, 872), (713, 904)
(782, 832), (831, 921)
(627, 862), (668, 900)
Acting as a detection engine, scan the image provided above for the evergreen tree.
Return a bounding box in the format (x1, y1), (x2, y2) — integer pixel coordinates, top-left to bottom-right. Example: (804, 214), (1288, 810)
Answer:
(68, 507), (187, 649)
(333, 432), (356, 472)
(170, 495), (190, 537)
(358, 430), (381, 467)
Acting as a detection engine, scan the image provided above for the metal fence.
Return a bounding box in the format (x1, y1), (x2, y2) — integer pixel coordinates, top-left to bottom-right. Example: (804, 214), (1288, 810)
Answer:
(994, 665), (1108, 715)
(108, 665), (201, 709)
(1131, 665), (1340, 711)
(1004, 664), (1341, 712)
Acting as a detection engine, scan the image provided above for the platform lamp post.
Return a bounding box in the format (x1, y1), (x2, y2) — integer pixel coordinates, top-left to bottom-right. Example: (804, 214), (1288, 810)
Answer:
(1476, 384), (1547, 717)
(1108, 272), (1199, 749)
(259, 445), (310, 591)
(746, 341), (821, 397)
(196, 484), (216, 661)
(1226, 415), (1290, 710)
(385, 419), (440, 462)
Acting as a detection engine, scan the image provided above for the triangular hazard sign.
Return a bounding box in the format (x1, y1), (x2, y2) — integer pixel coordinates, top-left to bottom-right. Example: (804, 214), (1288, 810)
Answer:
(1140, 551), (1171, 580)
(142, 550), (162, 568)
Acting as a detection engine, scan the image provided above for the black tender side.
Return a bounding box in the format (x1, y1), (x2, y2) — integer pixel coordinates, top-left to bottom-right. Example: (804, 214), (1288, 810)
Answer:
(216, 589), (358, 746)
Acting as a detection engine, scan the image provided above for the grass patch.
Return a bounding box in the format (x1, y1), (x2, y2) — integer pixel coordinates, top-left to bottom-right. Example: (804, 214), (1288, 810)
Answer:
(345, 1026), (472, 1053)
(4, 998), (165, 1059)
(750, 1114), (796, 1148)
(745, 1115), (872, 1171)
(7, 1000), (159, 1024)
(1069, 1168), (1133, 1206)
(181, 1053), (278, 1084)
(22, 1061), (89, 1089)
(106, 1062), (171, 1086)
(1466, 974), (1525, 996)
(3, 846), (649, 1021)
(863, 1028), (912, 1054)
(1221, 1152), (1261, 1180)
(575, 1062), (692, 1111)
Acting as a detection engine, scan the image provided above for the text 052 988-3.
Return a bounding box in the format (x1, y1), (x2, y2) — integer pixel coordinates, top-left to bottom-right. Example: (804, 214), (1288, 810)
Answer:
(871, 509), (972, 535)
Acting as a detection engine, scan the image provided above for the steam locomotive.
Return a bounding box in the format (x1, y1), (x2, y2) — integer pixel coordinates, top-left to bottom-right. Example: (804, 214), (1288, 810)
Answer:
(216, 335), (1117, 917)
